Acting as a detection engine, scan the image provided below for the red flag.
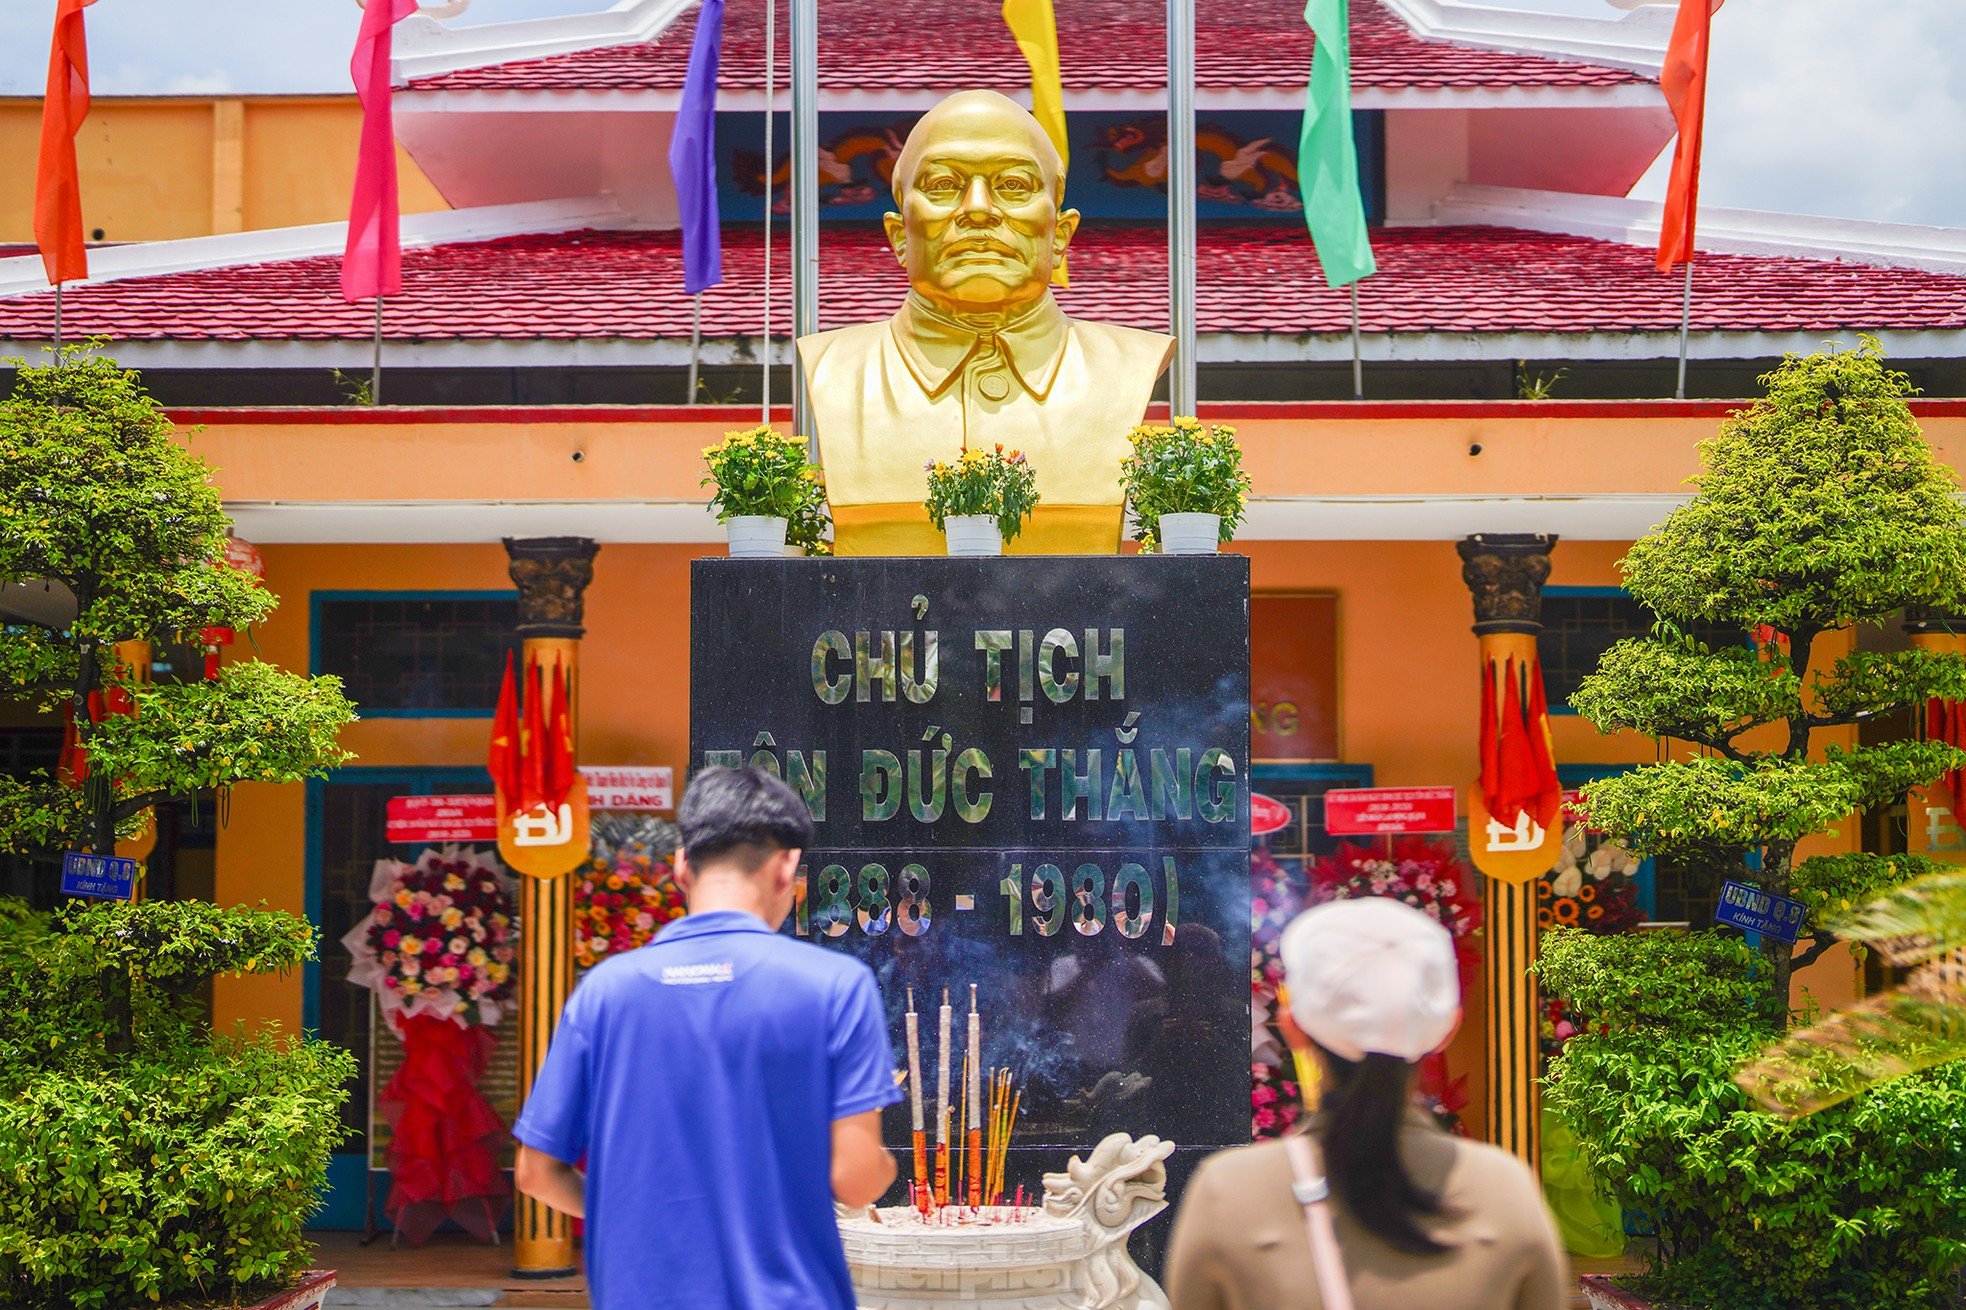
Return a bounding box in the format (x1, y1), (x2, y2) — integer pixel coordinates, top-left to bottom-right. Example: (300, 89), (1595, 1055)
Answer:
(520, 659), (548, 814)
(342, 0), (417, 302)
(543, 663), (576, 809)
(34, 0), (99, 286)
(487, 652), (520, 806)
(1929, 698), (1966, 812)
(1657, 0), (1724, 272)
(1495, 660), (1545, 825)
(1478, 657), (1500, 803)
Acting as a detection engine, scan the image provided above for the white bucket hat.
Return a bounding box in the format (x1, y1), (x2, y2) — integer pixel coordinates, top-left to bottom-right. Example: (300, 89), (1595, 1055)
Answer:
(1279, 898), (1460, 1062)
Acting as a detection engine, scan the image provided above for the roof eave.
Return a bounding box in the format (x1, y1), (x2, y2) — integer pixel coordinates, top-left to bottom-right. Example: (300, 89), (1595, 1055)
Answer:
(1378, 0), (1666, 78)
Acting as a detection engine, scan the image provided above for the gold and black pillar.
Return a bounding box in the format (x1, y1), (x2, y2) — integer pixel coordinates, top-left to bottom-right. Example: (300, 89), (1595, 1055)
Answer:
(1457, 533), (1557, 1173)
(505, 536), (598, 1279)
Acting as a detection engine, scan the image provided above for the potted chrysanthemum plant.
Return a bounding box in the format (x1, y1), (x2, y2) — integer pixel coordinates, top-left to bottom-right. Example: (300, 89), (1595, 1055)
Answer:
(1120, 417), (1252, 554)
(701, 425), (832, 557)
(924, 445), (1040, 556)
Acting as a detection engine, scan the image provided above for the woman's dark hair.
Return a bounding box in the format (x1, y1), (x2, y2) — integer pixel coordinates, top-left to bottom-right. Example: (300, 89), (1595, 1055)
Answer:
(678, 765), (817, 869)
(1316, 1047), (1452, 1255)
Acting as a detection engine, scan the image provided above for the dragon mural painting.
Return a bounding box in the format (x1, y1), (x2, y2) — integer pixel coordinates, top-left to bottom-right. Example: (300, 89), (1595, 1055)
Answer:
(726, 114), (1310, 216)
(1094, 119), (1303, 212)
(734, 123), (908, 212)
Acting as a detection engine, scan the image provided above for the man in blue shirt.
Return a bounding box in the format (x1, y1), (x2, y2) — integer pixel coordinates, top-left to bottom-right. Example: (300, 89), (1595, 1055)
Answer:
(515, 766), (901, 1309)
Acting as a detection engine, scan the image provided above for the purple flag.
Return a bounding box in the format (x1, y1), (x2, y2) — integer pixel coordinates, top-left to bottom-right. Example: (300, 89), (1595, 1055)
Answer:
(669, 0), (726, 295)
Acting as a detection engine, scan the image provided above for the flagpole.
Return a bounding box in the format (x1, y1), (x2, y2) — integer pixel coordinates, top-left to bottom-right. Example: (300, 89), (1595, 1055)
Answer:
(760, 0), (775, 425)
(688, 293), (703, 403)
(370, 295), (384, 406)
(1674, 257), (1693, 400)
(1350, 281), (1362, 400)
(53, 281), (63, 359)
(1166, 0), (1197, 416)
(790, 0), (819, 449)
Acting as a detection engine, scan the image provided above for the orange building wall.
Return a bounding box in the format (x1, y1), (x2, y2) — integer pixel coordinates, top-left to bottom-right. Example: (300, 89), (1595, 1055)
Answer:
(193, 401), (1946, 1134)
(206, 533), (1692, 1144)
(0, 97), (447, 243)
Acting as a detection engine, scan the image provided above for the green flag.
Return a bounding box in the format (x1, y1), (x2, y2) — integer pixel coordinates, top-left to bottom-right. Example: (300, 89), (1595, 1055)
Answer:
(1299, 0), (1377, 289)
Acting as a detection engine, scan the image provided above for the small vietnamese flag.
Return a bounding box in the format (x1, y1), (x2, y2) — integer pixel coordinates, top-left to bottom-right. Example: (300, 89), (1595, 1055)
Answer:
(342, 0), (417, 302)
(1657, 0), (1725, 272)
(487, 652), (520, 807)
(544, 663), (576, 809)
(520, 659), (548, 814)
(34, 0), (99, 287)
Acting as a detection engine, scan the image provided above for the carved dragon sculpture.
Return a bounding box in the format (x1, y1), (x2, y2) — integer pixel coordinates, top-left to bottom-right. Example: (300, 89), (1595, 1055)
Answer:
(1043, 1134), (1176, 1310)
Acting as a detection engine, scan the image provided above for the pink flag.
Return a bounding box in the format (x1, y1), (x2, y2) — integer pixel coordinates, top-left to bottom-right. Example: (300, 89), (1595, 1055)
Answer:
(341, 0), (417, 302)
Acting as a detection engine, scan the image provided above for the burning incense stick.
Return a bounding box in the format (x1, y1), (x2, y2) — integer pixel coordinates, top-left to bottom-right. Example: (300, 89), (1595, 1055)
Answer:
(935, 989), (951, 1208)
(905, 989), (928, 1212)
(966, 985), (983, 1207)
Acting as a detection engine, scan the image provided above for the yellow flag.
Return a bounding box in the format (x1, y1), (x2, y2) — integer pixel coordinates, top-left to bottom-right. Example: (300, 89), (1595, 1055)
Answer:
(1002, 0), (1070, 286)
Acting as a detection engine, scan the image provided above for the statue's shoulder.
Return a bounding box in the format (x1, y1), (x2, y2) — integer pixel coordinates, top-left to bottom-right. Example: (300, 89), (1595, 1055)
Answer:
(797, 319), (891, 371)
(1066, 318), (1177, 376)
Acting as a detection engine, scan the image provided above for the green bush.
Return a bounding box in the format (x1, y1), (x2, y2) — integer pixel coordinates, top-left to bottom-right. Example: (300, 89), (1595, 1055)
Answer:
(0, 901), (353, 1310)
(1540, 928), (1966, 1309)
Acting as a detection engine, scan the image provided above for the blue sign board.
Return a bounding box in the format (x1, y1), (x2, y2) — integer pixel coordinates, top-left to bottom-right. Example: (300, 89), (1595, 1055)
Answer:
(1715, 879), (1806, 944)
(60, 851), (138, 900)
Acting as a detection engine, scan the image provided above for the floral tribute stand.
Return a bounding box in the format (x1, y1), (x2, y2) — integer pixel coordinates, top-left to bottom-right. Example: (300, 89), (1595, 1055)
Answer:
(343, 845), (519, 1244)
(1250, 837), (1480, 1138)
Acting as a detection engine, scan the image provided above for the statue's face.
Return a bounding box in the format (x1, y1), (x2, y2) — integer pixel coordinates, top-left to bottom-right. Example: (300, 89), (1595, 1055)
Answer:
(885, 108), (1079, 315)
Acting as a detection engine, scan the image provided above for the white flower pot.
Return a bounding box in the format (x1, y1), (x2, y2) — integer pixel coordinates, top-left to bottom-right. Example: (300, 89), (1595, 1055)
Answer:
(943, 514), (1003, 557)
(1158, 512), (1221, 555)
(727, 515), (789, 559)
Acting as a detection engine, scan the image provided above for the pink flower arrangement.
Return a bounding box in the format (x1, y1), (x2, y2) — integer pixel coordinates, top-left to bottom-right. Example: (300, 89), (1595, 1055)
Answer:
(342, 846), (517, 1027)
(1309, 837), (1483, 983)
(573, 849), (686, 971)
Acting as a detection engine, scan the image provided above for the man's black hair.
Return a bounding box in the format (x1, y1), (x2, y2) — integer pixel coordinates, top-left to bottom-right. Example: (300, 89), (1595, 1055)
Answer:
(678, 765), (817, 870)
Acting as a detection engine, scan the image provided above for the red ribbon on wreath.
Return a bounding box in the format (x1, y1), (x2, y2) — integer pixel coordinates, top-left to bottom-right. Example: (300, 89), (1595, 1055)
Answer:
(379, 1013), (511, 1245)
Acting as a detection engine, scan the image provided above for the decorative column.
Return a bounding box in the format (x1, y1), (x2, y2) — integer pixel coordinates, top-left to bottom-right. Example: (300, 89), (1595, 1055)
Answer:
(504, 536), (598, 1280)
(1457, 533), (1560, 1174)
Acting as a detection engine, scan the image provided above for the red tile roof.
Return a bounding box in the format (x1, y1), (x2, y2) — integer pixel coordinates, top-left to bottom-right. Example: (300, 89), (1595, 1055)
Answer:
(5, 225), (1961, 346)
(405, 0), (1649, 93)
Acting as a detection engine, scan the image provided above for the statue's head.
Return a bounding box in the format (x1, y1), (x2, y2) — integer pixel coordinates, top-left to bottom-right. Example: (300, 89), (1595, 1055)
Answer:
(884, 90), (1079, 315)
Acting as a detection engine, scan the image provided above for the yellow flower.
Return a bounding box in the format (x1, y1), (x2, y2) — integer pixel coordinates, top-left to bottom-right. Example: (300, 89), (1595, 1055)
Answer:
(802, 467), (820, 481)
(441, 907), (465, 929)
(399, 936), (423, 956)
(393, 890), (413, 908)
(1173, 415), (1201, 429)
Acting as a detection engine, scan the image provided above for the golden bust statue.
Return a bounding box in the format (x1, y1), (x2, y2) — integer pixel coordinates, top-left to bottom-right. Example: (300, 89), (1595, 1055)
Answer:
(798, 90), (1177, 556)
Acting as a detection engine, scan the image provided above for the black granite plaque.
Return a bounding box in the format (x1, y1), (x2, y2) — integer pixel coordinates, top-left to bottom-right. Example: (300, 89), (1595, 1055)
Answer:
(689, 556), (1252, 1195)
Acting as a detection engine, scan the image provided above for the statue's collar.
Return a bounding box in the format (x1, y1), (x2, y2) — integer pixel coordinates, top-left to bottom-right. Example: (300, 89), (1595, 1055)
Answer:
(890, 292), (1070, 403)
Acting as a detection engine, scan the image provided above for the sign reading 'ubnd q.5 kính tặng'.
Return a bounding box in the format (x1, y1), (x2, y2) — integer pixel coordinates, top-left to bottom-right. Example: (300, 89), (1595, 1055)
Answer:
(690, 556), (1252, 1171)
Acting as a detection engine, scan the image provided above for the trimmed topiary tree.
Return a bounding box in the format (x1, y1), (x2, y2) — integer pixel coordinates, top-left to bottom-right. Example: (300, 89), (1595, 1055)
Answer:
(0, 352), (358, 1308)
(1540, 341), (1966, 1308)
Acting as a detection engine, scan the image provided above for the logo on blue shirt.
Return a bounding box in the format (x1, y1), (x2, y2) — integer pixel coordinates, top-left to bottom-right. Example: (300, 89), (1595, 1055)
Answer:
(660, 961), (736, 985)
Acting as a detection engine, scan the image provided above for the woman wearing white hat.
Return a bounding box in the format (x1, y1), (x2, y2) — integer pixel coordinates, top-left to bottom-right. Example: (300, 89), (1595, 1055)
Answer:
(1165, 898), (1567, 1310)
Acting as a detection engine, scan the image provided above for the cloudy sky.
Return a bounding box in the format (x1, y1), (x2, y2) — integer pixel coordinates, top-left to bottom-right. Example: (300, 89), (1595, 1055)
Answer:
(1, 0), (1961, 229)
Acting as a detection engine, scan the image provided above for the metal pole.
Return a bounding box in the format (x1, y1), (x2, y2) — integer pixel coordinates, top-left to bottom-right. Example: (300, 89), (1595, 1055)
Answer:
(760, 0), (775, 423)
(1674, 257), (1694, 401)
(53, 281), (63, 360)
(1350, 282), (1363, 400)
(688, 292), (703, 403)
(790, 0), (819, 447)
(371, 296), (384, 406)
(1166, 0), (1197, 416)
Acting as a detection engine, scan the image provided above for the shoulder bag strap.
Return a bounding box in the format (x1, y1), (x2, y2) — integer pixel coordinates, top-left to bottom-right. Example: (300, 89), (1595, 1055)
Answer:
(1283, 1132), (1355, 1310)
